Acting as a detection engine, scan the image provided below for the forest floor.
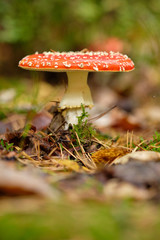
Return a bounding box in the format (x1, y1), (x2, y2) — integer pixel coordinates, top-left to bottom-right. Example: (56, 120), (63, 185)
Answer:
(1, 76), (160, 240)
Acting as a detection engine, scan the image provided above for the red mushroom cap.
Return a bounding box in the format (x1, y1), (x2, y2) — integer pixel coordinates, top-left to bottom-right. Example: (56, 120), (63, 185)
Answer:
(19, 51), (134, 72)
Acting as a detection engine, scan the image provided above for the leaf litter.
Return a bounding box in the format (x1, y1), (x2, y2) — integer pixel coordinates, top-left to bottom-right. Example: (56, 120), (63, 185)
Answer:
(1, 103), (160, 202)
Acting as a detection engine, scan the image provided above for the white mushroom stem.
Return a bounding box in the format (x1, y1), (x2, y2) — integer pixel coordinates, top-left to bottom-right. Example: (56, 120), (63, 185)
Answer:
(59, 71), (93, 126)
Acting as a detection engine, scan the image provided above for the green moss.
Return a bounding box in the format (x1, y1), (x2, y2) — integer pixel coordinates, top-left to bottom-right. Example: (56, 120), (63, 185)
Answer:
(71, 104), (96, 146)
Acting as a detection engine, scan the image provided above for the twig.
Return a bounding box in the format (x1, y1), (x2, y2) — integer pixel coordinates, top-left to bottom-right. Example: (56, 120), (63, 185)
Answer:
(126, 131), (129, 149)
(126, 131), (134, 150)
(47, 127), (58, 138)
(48, 147), (58, 157)
(60, 144), (78, 160)
(88, 105), (117, 123)
(66, 135), (81, 159)
(74, 131), (96, 169)
(54, 121), (66, 133)
(86, 153), (97, 169)
(92, 136), (110, 148)
(130, 131), (133, 149)
(16, 146), (37, 164)
(34, 140), (40, 161)
(58, 143), (64, 159)
(132, 139), (148, 152)
(75, 132), (86, 158)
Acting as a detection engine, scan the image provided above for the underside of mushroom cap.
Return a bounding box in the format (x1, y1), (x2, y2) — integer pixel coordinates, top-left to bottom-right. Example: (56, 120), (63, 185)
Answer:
(19, 51), (134, 72)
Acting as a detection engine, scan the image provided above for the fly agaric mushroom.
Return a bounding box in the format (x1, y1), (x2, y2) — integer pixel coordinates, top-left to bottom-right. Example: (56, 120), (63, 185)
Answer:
(19, 50), (134, 127)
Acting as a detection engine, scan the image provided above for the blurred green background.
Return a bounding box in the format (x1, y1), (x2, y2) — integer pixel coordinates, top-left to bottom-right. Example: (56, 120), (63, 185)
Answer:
(1, 0), (160, 124)
(0, 0), (160, 76)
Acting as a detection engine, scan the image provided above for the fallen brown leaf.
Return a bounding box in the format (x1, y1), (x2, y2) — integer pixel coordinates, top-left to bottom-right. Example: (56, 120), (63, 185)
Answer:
(113, 151), (160, 165)
(104, 179), (155, 200)
(31, 110), (52, 130)
(0, 161), (58, 199)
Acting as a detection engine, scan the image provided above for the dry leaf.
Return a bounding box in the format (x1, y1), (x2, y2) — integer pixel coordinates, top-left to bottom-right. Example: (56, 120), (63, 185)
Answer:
(113, 160), (160, 188)
(54, 159), (81, 172)
(111, 115), (142, 131)
(113, 151), (160, 165)
(104, 179), (155, 200)
(0, 161), (58, 199)
(31, 110), (52, 130)
(0, 88), (16, 103)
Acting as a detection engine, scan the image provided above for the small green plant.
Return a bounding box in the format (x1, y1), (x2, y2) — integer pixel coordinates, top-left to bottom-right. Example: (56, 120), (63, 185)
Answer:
(71, 104), (96, 145)
(0, 139), (14, 151)
(133, 131), (160, 152)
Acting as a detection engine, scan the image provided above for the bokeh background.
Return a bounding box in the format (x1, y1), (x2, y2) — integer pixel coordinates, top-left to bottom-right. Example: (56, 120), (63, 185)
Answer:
(0, 0), (160, 132)
(1, 2), (160, 239)
(1, 0), (160, 73)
